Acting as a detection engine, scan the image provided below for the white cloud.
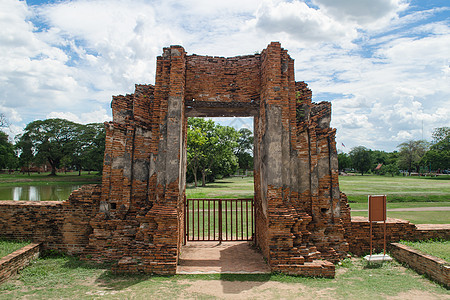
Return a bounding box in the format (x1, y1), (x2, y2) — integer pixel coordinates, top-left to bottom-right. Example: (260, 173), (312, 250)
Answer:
(254, 0), (357, 44)
(313, 0), (407, 26)
(47, 108), (111, 124)
(1, 0), (449, 152)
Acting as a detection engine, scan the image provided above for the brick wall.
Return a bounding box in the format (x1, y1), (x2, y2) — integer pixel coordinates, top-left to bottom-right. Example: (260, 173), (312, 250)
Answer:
(346, 217), (416, 256)
(414, 224), (450, 241)
(0, 185), (100, 255)
(346, 217), (450, 257)
(390, 243), (449, 288)
(0, 243), (41, 284)
(185, 54), (261, 104)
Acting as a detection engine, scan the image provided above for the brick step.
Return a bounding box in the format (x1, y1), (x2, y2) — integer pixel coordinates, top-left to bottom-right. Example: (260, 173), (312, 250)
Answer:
(272, 260), (335, 278)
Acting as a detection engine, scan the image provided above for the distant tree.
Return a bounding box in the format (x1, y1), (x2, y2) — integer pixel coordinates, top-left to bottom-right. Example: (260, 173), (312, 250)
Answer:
(397, 140), (428, 175)
(70, 123), (105, 175)
(82, 123), (106, 173)
(370, 150), (389, 170)
(0, 131), (17, 169)
(380, 163), (399, 177)
(349, 146), (373, 176)
(17, 119), (80, 176)
(187, 118), (211, 187)
(432, 127), (450, 144)
(187, 118), (239, 187)
(235, 128), (254, 170)
(421, 127), (450, 171)
(16, 133), (34, 175)
(0, 113), (8, 128)
(337, 152), (351, 172)
(386, 151), (399, 165)
(213, 125), (239, 178)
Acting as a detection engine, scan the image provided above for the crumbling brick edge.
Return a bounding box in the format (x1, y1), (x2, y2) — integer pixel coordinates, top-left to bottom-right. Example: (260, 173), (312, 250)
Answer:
(0, 242), (41, 284)
(390, 242), (449, 288)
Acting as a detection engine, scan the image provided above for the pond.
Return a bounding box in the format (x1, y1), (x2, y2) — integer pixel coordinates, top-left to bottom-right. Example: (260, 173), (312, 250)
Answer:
(0, 185), (83, 201)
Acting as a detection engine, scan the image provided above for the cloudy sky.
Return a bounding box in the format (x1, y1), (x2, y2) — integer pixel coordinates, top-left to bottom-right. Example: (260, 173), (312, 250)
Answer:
(0, 0), (449, 152)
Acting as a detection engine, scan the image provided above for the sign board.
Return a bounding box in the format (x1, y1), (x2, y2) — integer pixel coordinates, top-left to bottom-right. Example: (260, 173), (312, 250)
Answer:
(368, 195), (386, 222)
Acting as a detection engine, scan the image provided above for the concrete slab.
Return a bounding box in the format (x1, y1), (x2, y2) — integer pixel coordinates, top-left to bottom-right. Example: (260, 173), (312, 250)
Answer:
(364, 254), (393, 263)
(177, 241), (271, 274)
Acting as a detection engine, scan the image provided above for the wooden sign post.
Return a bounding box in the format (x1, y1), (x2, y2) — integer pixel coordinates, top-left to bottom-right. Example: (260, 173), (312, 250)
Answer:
(368, 195), (387, 256)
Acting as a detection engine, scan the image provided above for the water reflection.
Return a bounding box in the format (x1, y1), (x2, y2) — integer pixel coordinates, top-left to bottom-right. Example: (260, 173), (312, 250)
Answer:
(0, 185), (82, 201)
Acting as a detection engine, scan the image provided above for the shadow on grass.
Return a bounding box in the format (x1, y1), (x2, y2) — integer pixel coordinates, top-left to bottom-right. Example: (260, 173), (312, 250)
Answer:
(186, 183), (233, 189)
(422, 175), (450, 180)
(33, 251), (331, 293)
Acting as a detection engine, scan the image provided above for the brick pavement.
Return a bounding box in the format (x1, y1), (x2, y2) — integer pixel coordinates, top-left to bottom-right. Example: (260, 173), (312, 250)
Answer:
(177, 241), (271, 274)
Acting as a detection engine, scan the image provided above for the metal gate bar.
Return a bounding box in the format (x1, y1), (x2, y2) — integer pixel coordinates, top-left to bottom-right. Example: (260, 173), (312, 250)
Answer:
(185, 198), (254, 242)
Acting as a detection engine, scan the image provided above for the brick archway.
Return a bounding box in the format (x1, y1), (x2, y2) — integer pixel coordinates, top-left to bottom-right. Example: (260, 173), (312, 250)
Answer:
(94, 42), (351, 277)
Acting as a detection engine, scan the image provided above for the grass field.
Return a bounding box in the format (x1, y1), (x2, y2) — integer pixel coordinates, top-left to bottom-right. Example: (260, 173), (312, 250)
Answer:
(0, 252), (448, 299)
(186, 176), (254, 198)
(0, 239), (29, 259)
(185, 175), (450, 224)
(351, 211), (449, 224)
(400, 239), (449, 262)
(339, 175), (450, 203)
(0, 172), (101, 187)
(186, 198), (254, 240)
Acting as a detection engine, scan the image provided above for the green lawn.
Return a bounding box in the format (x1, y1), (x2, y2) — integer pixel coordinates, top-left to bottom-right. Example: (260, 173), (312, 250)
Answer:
(186, 176), (254, 198)
(400, 240), (450, 262)
(351, 210), (449, 224)
(0, 171), (101, 187)
(349, 201), (450, 210)
(186, 198), (254, 240)
(339, 175), (450, 203)
(0, 239), (29, 259)
(186, 176), (450, 224)
(0, 253), (448, 299)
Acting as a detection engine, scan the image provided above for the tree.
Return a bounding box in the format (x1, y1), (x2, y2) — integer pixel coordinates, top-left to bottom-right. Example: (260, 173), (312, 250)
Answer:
(421, 127), (450, 171)
(0, 113), (8, 128)
(349, 146), (373, 175)
(235, 128), (254, 170)
(187, 118), (211, 187)
(211, 125), (239, 179)
(432, 127), (450, 144)
(15, 119), (106, 176)
(380, 163), (399, 177)
(187, 118), (239, 187)
(16, 133), (34, 175)
(397, 140), (428, 175)
(0, 131), (17, 169)
(337, 152), (351, 172)
(17, 119), (80, 176)
(69, 123), (105, 175)
(82, 123), (106, 173)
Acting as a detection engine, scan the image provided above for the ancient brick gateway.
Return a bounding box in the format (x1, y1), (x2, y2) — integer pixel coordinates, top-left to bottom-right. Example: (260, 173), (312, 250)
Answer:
(93, 42), (351, 276)
(1, 42), (448, 278)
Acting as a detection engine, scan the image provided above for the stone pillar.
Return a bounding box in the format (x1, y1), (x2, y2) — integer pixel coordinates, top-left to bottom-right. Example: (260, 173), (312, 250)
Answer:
(259, 42), (301, 268)
(148, 45), (186, 273)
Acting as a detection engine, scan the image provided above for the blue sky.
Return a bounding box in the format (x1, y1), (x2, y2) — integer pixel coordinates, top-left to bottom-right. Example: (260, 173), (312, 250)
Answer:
(1, 0), (449, 152)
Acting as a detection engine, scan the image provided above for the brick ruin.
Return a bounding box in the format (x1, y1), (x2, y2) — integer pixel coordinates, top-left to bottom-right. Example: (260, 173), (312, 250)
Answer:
(0, 43), (448, 278)
(10, 42), (445, 278)
(88, 42), (350, 276)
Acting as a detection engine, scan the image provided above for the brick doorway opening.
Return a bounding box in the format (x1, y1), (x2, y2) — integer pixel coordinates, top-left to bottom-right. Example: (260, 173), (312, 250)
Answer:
(181, 113), (265, 271)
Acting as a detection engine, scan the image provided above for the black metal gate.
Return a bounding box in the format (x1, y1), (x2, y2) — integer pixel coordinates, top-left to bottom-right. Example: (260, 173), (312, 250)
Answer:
(185, 198), (254, 242)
